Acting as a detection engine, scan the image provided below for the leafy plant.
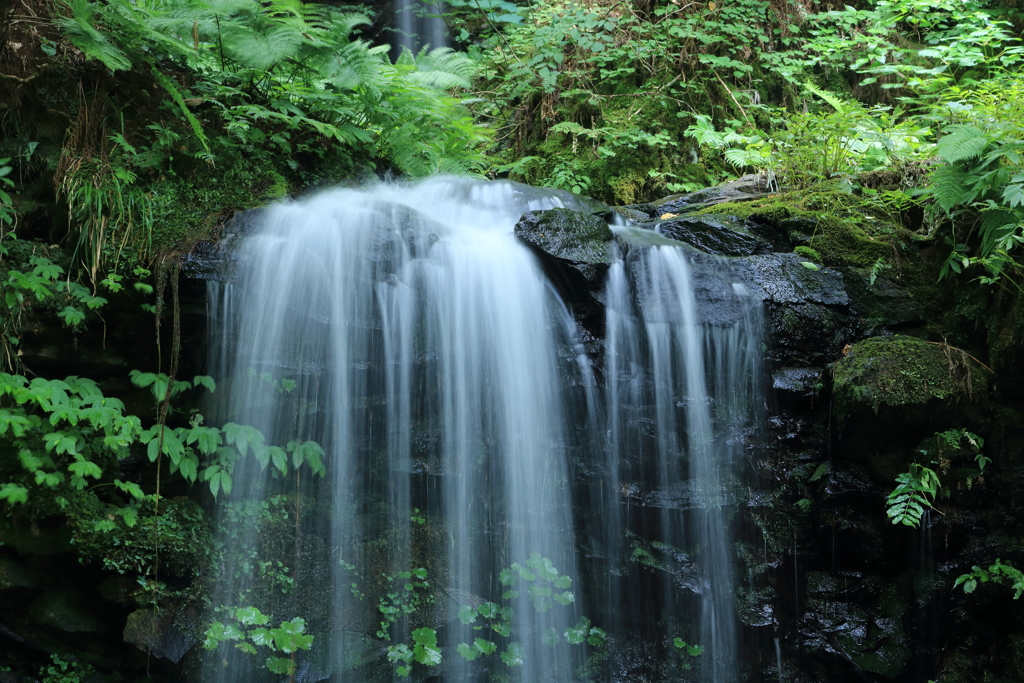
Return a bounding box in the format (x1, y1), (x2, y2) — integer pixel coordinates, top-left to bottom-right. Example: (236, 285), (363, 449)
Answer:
(0, 369), (324, 506)
(925, 78), (1024, 290)
(886, 463), (941, 527)
(40, 655), (93, 683)
(0, 158), (14, 227)
(673, 637), (704, 670)
(955, 559), (1024, 599)
(1, 242), (109, 370)
(203, 606), (314, 677)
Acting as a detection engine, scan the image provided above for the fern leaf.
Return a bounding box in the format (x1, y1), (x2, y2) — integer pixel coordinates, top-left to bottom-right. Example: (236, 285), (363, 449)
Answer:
(221, 24), (302, 70)
(723, 148), (761, 168)
(152, 69), (211, 154)
(55, 0), (132, 71)
(684, 116), (725, 149)
(409, 47), (475, 90)
(937, 125), (988, 163)
(930, 163), (975, 212)
(323, 40), (383, 91)
(804, 82), (848, 114)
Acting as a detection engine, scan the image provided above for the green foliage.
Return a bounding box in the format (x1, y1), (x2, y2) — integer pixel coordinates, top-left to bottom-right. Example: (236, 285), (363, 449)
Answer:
(376, 567), (441, 677)
(48, 0), (489, 273)
(40, 655), (93, 683)
(920, 76), (1024, 290)
(956, 559), (1024, 599)
(0, 369), (325, 599)
(886, 463), (941, 527)
(203, 606), (314, 676)
(0, 158), (14, 227)
(673, 637), (704, 670)
(684, 87), (931, 190)
(1, 241), (110, 371)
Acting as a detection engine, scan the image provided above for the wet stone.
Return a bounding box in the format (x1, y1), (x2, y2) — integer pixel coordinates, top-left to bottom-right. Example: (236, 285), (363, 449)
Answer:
(772, 367), (825, 394)
(614, 206), (656, 223)
(123, 608), (195, 663)
(514, 208), (614, 268)
(655, 214), (773, 256)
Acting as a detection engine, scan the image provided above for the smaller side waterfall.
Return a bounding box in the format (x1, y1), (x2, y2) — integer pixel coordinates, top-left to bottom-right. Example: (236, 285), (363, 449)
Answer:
(392, 0), (447, 56)
(603, 241), (764, 682)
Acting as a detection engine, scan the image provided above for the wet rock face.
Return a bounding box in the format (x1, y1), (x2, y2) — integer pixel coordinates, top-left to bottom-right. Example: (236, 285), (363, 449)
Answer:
(654, 214), (774, 257)
(123, 608), (195, 663)
(514, 207), (615, 335)
(515, 207), (614, 271)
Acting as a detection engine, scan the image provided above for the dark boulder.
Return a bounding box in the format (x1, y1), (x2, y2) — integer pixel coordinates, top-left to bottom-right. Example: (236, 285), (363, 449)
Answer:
(123, 608), (195, 663)
(732, 252), (853, 363)
(514, 208), (615, 335)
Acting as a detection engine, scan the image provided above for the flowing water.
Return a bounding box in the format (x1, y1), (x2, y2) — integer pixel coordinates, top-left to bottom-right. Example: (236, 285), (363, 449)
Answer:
(601, 238), (763, 682)
(391, 0), (447, 56)
(205, 178), (764, 682)
(206, 178), (591, 682)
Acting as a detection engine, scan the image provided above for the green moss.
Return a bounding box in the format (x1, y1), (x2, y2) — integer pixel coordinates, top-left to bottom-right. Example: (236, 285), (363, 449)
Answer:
(150, 160), (294, 255)
(794, 245), (821, 262)
(833, 336), (988, 412)
(696, 185), (903, 268)
(609, 169), (646, 205)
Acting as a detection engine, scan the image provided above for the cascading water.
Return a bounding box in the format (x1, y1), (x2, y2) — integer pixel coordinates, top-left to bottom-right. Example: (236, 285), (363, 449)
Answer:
(602, 235), (764, 682)
(205, 178), (591, 682)
(204, 178), (765, 682)
(391, 0), (447, 56)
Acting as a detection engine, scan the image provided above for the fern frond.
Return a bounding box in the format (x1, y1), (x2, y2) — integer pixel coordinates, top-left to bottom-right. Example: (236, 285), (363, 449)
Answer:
(684, 116), (726, 149)
(152, 68), (210, 154)
(56, 0), (132, 71)
(937, 125), (988, 163)
(409, 47), (475, 90)
(804, 82), (848, 114)
(930, 163), (976, 212)
(221, 23), (303, 70)
(723, 147), (762, 168)
(323, 40), (384, 91)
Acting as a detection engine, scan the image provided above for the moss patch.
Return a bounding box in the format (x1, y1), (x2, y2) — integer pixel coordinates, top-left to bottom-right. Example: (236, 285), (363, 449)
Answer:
(833, 336), (988, 412)
(696, 186), (902, 268)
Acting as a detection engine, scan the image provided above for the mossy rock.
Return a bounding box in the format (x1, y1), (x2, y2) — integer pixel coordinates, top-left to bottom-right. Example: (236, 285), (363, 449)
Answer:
(833, 336), (989, 412)
(697, 186), (904, 268)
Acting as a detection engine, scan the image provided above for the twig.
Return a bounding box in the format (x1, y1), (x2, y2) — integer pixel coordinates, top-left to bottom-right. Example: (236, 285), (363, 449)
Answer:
(712, 69), (750, 125)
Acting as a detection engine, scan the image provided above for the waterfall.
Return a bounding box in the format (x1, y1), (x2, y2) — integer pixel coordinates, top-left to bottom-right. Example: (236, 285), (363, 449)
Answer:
(603, 242), (764, 682)
(205, 178), (591, 682)
(204, 178), (764, 682)
(392, 0), (447, 57)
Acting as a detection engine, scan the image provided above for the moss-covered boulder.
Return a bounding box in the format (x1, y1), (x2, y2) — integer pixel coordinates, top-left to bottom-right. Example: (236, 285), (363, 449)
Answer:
(833, 336), (989, 412)
(696, 186), (904, 269)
